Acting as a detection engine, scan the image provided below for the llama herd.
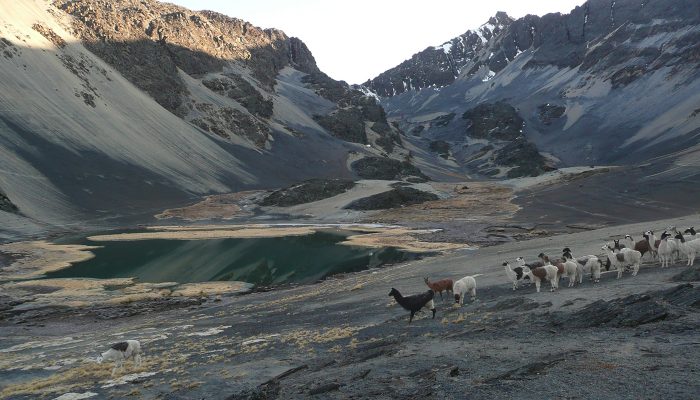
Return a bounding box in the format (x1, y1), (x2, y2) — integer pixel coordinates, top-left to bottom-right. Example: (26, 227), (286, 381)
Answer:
(389, 225), (698, 322)
(98, 224), (699, 375)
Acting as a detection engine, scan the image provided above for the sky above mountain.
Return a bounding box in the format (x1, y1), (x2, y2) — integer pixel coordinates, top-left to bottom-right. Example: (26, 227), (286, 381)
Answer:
(167, 0), (587, 84)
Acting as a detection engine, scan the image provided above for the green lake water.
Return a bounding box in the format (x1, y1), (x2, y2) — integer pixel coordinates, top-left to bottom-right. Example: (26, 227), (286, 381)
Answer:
(46, 230), (417, 287)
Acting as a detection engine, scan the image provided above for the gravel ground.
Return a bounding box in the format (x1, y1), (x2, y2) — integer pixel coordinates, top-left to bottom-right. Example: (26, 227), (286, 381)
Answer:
(1, 215), (700, 399)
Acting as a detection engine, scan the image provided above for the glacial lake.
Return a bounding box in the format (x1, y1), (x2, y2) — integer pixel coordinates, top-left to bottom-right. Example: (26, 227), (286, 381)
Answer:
(47, 230), (417, 287)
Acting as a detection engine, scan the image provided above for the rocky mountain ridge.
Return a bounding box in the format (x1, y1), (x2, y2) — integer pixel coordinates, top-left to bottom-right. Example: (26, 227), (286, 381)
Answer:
(0, 0), (417, 233)
(361, 0), (700, 178)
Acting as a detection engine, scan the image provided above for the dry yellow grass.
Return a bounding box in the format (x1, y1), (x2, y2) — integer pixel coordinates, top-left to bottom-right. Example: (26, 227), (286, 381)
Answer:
(280, 326), (361, 349)
(155, 192), (260, 221)
(0, 362), (111, 397)
(0, 240), (99, 280)
(361, 181), (519, 224)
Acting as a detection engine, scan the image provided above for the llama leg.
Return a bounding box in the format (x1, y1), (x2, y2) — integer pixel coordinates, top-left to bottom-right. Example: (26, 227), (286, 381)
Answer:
(470, 287), (476, 301)
(633, 262), (639, 276)
(439, 291), (444, 301)
(409, 311), (415, 323)
(431, 307), (436, 319)
(535, 279), (541, 293)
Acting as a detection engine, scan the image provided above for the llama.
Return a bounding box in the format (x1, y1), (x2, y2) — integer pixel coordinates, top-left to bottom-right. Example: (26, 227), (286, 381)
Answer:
(453, 274), (482, 305)
(538, 252), (563, 265)
(643, 231), (659, 259)
(563, 248), (600, 283)
(424, 277), (454, 301)
(666, 227), (683, 261)
(684, 227), (697, 240)
(558, 253), (578, 287)
(602, 245), (641, 278)
(503, 261), (530, 290)
(626, 234), (653, 260)
(524, 264), (559, 292)
(389, 288), (436, 323)
(612, 239), (626, 251)
(516, 256), (543, 270)
(657, 231), (675, 268)
(538, 253), (564, 281)
(98, 340), (142, 376)
(675, 232), (700, 266)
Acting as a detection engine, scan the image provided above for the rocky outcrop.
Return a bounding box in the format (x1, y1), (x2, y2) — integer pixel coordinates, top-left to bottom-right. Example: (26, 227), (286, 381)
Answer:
(364, 0), (700, 179)
(429, 140), (450, 159)
(189, 103), (270, 146)
(0, 190), (18, 214)
(305, 71), (403, 152)
(54, 0), (406, 154)
(351, 157), (429, 182)
(344, 187), (438, 210)
(366, 0), (700, 97)
(51, 0), (319, 143)
(493, 137), (548, 178)
(259, 179), (355, 207)
(364, 12), (513, 97)
(463, 102), (523, 141)
(462, 102), (547, 177)
(537, 104), (566, 125)
(551, 284), (700, 328)
(202, 74), (273, 118)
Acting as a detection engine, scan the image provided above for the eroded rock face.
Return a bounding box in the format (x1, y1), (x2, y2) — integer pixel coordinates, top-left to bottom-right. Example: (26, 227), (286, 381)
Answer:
(190, 103), (270, 146)
(463, 102), (523, 141)
(304, 72), (403, 153)
(462, 102), (547, 177)
(202, 74), (273, 118)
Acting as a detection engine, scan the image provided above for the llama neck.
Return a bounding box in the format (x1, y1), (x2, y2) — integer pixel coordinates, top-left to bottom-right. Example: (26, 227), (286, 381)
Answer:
(391, 292), (404, 303)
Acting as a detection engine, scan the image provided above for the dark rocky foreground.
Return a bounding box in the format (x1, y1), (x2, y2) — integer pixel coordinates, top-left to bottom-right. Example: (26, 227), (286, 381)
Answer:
(1, 216), (700, 399)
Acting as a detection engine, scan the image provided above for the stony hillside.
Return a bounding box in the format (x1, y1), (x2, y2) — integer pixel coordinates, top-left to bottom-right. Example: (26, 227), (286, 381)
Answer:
(362, 0), (700, 178)
(0, 0), (414, 235)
